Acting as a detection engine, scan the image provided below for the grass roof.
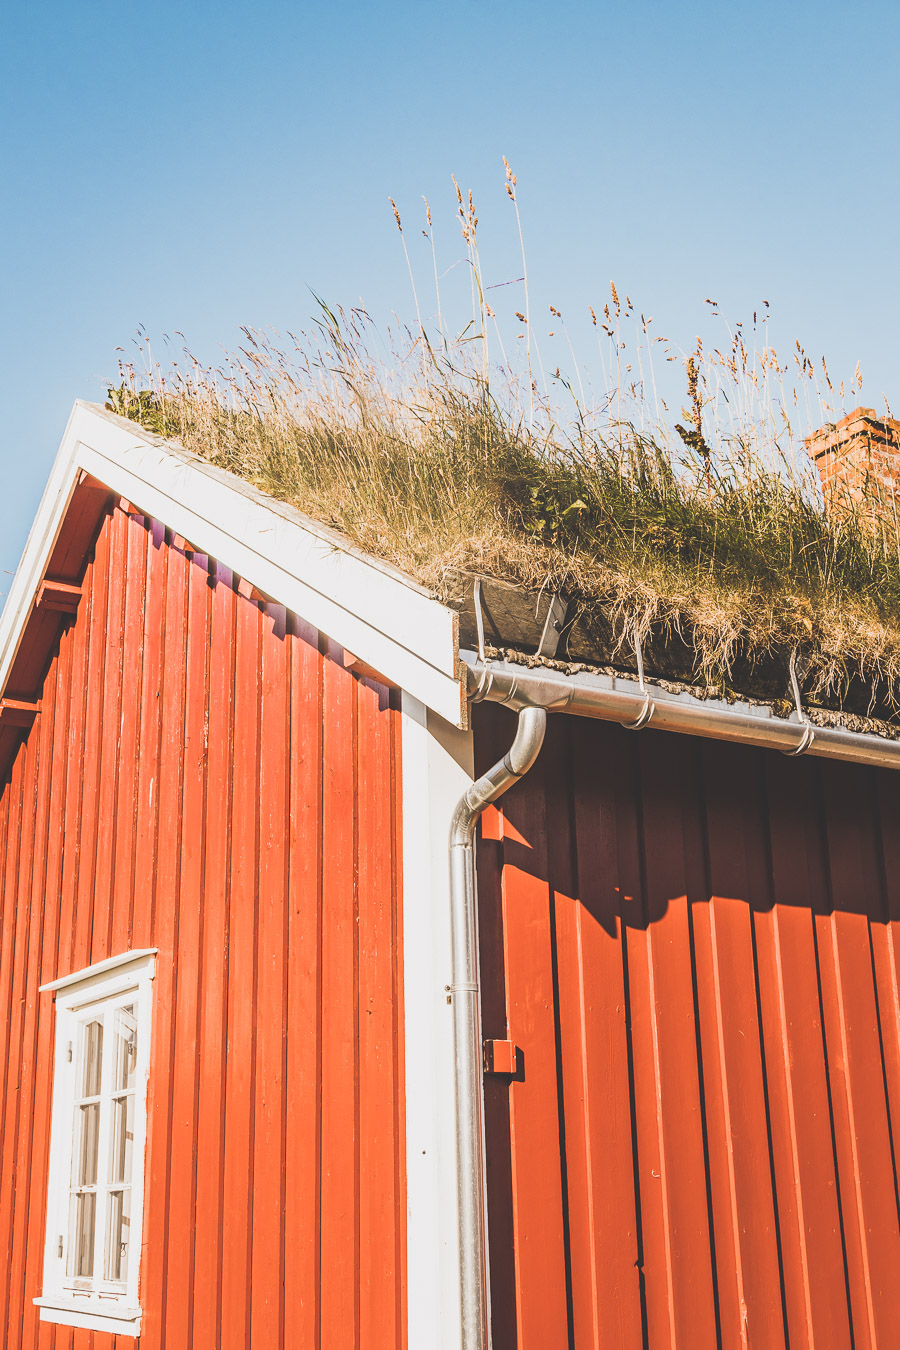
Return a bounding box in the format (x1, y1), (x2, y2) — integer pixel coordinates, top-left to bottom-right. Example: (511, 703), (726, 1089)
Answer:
(107, 308), (900, 724)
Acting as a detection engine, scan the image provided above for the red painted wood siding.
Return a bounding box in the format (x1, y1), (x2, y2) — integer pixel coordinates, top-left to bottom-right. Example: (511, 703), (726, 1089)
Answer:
(476, 703), (900, 1350)
(0, 503), (407, 1349)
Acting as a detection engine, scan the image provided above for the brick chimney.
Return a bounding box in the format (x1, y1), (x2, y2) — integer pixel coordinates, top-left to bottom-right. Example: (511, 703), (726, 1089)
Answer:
(807, 407), (900, 511)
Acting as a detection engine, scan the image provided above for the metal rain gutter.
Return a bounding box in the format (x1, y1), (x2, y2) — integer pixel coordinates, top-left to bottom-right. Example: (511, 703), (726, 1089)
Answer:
(448, 647), (900, 1350)
(464, 651), (900, 771)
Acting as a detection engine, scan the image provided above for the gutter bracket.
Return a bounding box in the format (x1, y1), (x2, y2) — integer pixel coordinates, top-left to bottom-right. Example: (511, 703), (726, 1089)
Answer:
(784, 649), (816, 757)
(535, 592), (568, 658)
(473, 578), (487, 663)
(623, 625), (655, 730)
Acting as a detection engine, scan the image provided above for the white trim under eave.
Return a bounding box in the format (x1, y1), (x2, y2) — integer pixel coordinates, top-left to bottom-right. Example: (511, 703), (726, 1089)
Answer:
(0, 402), (467, 729)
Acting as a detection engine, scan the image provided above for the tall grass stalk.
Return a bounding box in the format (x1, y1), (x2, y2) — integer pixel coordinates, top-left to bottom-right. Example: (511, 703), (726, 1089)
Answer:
(106, 175), (900, 717)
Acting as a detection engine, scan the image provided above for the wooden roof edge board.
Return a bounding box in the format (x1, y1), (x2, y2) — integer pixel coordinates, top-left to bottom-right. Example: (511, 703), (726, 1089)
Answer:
(0, 401), (87, 697)
(0, 402), (468, 729)
(36, 580), (82, 614)
(0, 698), (40, 728)
(342, 649), (398, 686)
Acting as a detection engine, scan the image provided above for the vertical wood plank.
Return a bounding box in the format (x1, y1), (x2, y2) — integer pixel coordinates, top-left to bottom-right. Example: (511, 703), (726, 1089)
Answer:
(283, 617), (323, 1350)
(26, 640), (73, 1350)
(220, 588), (261, 1350)
(627, 731), (719, 1348)
(475, 710), (520, 1349)
(357, 675), (401, 1346)
(72, 512), (111, 970)
(761, 754), (853, 1347)
(694, 741), (786, 1349)
(872, 770), (900, 1230)
(816, 762), (900, 1347)
(250, 602), (289, 1346)
(127, 517), (167, 1345)
(319, 639), (358, 1350)
(89, 508), (127, 964)
(0, 729), (40, 1337)
(107, 507), (147, 961)
(50, 534), (98, 1350)
(388, 691), (407, 1350)
(562, 719), (644, 1349)
(140, 532), (188, 1346)
(0, 748), (26, 1291)
(191, 561), (236, 1350)
(164, 549), (210, 1349)
(57, 545), (94, 977)
(496, 713), (570, 1349)
(130, 518), (167, 951)
(9, 678), (58, 1348)
(109, 509), (148, 958)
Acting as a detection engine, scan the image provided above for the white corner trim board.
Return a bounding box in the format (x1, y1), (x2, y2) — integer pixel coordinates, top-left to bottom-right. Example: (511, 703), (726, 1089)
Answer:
(0, 402), (467, 728)
(401, 693), (475, 1350)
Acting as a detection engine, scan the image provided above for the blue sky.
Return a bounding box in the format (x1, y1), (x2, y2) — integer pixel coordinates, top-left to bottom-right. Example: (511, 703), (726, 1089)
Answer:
(2, 0), (898, 592)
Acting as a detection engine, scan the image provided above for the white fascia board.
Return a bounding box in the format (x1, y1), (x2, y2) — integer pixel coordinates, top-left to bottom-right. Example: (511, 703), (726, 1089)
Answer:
(0, 402), (84, 689)
(0, 402), (467, 727)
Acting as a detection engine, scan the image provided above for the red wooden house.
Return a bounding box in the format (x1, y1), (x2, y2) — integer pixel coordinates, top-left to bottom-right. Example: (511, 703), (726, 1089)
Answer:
(2, 401), (900, 1349)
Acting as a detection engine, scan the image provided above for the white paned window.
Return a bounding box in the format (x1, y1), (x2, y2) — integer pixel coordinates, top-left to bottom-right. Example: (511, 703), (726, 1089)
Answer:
(35, 949), (156, 1336)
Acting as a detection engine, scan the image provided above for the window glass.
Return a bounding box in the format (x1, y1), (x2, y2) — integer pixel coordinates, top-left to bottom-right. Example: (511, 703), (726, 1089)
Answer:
(105, 1188), (131, 1282)
(113, 1005), (136, 1092)
(82, 1020), (103, 1096)
(106, 1004), (137, 1281)
(68, 1019), (103, 1279)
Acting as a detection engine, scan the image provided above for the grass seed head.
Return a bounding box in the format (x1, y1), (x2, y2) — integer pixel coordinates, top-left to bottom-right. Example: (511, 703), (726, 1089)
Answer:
(107, 193), (897, 721)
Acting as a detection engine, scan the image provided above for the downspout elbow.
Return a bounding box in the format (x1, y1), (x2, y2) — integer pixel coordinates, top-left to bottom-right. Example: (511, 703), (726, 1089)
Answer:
(448, 702), (546, 1350)
(450, 705), (547, 847)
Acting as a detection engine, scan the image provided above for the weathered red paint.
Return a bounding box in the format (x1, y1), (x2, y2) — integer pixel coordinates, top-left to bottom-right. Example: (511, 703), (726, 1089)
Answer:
(0, 502), (407, 1349)
(476, 702), (900, 1349)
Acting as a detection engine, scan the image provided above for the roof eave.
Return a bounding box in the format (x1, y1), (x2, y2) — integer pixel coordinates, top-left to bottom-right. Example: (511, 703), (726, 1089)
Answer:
(0, 402), (467, 728)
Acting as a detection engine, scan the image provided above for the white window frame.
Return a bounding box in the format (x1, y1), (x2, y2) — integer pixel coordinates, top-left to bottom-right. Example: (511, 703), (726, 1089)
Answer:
(35, 949), (156, 1336)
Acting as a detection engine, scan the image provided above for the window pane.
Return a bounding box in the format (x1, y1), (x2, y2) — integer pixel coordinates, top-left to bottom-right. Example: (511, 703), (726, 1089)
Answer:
(113, 1005), (137, 1092)
(109, 1094), (135, 1184)
(68, 1190), (96, 1278)
(81, 1019), (103, 1097)
(105, 1188), (131, 1282)
(75, 1103), (99, 1187)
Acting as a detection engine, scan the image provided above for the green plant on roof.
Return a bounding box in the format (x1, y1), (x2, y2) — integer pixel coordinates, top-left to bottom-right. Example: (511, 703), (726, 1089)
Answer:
(107, 168), (900, 720)
(105, 385), (169, 437)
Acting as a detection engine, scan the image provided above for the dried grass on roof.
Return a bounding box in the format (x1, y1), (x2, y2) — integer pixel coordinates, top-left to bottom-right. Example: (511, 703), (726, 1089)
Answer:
(107, 308), (900, 720)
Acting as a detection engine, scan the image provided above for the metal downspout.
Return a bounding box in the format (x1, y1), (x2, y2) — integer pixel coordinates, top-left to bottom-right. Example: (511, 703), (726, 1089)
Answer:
(449, 705), (547, 1350)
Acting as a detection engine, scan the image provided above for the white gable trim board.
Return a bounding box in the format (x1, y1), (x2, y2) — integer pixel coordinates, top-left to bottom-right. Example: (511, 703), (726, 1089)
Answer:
(0, 402), (467, 728)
